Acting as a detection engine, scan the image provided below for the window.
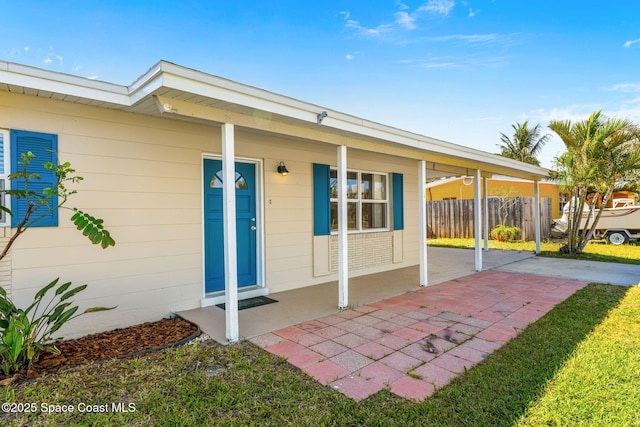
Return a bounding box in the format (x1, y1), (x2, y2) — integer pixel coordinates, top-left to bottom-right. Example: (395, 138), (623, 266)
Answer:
(210, 170), (247, 189)
(329, 168), (388, 232)
(0, 129), (9, 226)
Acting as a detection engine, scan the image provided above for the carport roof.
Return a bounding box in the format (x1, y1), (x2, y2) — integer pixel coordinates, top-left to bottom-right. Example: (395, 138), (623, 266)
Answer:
(0, 60), (549, 181)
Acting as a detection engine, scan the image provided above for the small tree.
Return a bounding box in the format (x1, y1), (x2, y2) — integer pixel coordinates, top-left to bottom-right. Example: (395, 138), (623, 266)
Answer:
(549, 111), (640, 254)
(0, 151), (115, 376)
(490, 186), (523, 242)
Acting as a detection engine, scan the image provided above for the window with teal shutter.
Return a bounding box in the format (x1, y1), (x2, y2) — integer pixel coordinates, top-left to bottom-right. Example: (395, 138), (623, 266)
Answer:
(10, 130), (58, 227)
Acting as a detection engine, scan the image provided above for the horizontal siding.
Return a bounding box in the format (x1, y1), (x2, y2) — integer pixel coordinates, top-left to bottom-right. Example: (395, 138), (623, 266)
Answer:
(1, 91), (424, 336)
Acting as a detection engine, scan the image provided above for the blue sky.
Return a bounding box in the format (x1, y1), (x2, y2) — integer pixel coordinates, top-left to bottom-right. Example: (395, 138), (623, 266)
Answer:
(3, 0), (640, 168)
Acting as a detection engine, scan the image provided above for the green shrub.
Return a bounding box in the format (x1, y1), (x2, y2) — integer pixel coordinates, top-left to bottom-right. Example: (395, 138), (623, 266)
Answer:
(490, 224), (521, 242)
(0, 279), (115, 375)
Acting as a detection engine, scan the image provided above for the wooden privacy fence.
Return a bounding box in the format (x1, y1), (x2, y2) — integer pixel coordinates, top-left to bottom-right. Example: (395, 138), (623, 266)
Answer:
(426, 197), (552, 241)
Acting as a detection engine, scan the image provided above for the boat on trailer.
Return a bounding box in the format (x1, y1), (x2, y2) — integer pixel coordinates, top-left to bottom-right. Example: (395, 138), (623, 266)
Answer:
(552, 198), (640, 245)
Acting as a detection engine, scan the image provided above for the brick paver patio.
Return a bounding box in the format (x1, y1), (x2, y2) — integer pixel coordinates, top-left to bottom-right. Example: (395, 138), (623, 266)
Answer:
(250, 270), (587, 402)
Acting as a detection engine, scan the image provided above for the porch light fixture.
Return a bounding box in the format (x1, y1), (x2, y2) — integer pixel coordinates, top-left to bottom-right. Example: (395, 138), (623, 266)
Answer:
(277, 161), (289, 176)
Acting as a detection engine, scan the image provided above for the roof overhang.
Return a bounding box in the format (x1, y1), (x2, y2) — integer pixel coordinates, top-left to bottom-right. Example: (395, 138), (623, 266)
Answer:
(0, 60), (549, 181)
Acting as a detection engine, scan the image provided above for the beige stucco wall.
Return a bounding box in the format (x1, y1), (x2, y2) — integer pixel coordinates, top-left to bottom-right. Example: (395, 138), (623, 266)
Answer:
(0, 91), (420, 338)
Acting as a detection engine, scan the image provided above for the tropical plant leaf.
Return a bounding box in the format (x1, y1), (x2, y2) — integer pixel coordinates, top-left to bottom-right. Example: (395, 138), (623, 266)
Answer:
(54, 281), (74, 296)
(59, 284), (88, 301)
(83, 306), (117, 313)
(34, 278), (60, 300)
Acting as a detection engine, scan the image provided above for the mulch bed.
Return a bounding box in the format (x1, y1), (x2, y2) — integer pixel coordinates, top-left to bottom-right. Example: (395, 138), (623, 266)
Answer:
(1, 316), (200, 385)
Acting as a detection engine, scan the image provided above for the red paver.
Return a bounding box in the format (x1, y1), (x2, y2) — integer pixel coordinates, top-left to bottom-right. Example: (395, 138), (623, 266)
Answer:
(465, 337), (502, 354)
(351, 314), (382, 326)
(390, 376), (435, 401)
(256, 270), (587, 402)
(399, 342), (438, 362)
(265, 339), (306, 357)
(414, 363), (457, 388)
(286, 347), (325, 369)
(332, 332), (370, 348)
(393, 326), (430, 342)
(295, 332), (327, 347)
(249, 332), (284, 348)
(354, 341), (393, 360)
(310, 340), (349, 358)
(509, 307), (545, 323)
(358, 362), (404, 386)
(379, 351), (422, 372)
(313, 325), (348, 339)
(376, 333), (412, 350)
(408, 321), (444, 335)
(304, 360), (350, 385)
(330, 375), (385, 402)
(432, 353), (475, 374)
(273, 326), (307, 340)
(447, 344), (488, 363)
(330, 349), (373, 372)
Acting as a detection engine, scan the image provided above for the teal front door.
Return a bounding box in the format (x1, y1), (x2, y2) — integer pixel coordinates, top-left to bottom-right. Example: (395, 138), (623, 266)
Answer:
(204, 159), (257, 293)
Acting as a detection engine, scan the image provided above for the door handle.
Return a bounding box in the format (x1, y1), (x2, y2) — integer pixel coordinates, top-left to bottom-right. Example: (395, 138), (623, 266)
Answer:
(251, 226), (257, 231)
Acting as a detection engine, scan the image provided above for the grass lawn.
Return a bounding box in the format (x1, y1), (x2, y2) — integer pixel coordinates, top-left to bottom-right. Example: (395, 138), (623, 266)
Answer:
(428, 238), (640, 264)
(1, 284), (637, 426)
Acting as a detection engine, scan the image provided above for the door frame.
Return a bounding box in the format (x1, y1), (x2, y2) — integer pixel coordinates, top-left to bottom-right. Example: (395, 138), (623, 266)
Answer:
(201, 153), (266, 306)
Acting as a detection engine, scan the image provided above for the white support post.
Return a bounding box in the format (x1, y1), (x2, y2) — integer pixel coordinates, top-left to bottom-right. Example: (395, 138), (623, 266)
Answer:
(534, 180), (541, 254)
(474, 169), (483, 272)
(222, 123), (239, 343)
(337, 145), (349, 308)
(419, 160), (428, 286)
(483, 176), (489, 251)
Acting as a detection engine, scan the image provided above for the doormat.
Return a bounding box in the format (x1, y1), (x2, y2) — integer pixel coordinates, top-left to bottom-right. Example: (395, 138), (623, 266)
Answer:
(216, 296), (278, 311)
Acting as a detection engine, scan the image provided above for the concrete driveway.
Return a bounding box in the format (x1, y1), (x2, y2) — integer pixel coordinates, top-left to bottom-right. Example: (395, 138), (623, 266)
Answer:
(496, 256), (640, 286)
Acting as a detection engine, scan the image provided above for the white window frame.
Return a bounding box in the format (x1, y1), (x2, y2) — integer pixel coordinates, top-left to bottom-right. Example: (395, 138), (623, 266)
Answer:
(330, 167), (390, 234)
(0, 129), (10, 227)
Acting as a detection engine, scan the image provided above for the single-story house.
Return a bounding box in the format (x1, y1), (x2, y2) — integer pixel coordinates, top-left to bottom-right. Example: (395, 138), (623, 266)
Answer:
(426, 176), (563, 218)
(0, 60), (549, 342)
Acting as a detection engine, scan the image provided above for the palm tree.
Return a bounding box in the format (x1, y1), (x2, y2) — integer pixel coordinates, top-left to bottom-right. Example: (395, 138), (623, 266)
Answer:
(549, 110), (640, 253)
(498, 121), (550, 166)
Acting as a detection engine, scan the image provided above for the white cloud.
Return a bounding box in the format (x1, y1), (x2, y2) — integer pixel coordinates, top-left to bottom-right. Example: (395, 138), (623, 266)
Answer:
(43, 57), (53, 64)
(431, 33), (498, 43)
(24, 46), (29, 52)
(418, 0), (456, 16)
(395, 11), (417, 29)
(609, 83), (640, 92)
(623, 37), (640, 48)
(345, 54), (354, 60)
(468, 8), (479, 17)
(345, 18), (393, 36)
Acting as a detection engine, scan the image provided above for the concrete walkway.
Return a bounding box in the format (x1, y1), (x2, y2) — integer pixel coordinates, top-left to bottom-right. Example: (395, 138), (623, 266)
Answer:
(496, 256), (640, 286)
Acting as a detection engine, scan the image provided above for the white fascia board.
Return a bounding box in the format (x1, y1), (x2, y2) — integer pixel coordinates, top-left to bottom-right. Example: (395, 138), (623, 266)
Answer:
(160, 72), (317, 123)
(152, 63), (548, 178)
(0, 60), (130, 106)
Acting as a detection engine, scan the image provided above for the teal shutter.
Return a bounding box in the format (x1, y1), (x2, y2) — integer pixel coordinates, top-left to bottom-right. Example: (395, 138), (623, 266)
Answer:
(10, 130), (58, 227)
(392, 173), (404, 230)
(313, 163), (330, 236)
